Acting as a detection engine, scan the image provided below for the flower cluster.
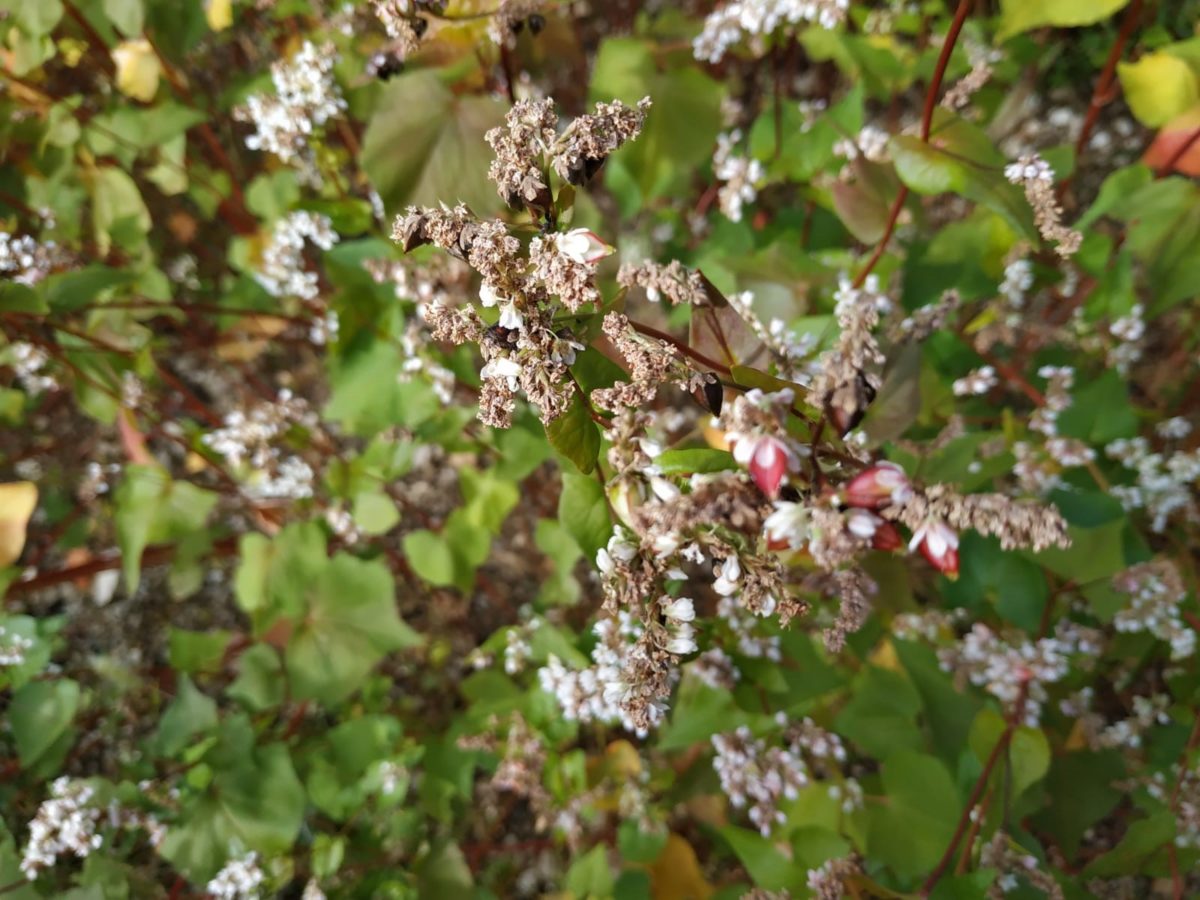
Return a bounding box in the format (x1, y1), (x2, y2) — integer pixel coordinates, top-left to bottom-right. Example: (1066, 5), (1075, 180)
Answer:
(1003, 154), (1081, 257)
(712, 716), (854, 836)
(392, 200), (616, 427)
(693, 0), (850, 63)
(6, 341), (57, 395)
(938, 623), (1074, 725)
(255, 211), (339, 300)
(485, 96), (650, 208)
(1112, 560), (1196, 660)
(0, 231), (60, 285)
(235, 41), (346, 173)
(20, 779), (104, 878)
(202, 390), (318, 499)
(713, 130), (764, 222)
(538, 609), (675, 737)
(206, 851), (266, 900)
(0, 623), (34, 666)
(1106, 436), (1200, 532)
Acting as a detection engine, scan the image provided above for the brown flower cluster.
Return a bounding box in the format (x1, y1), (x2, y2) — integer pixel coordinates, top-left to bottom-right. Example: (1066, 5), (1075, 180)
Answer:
(807, 277), (887, 433)
(485, 95), (651, 210)
(591, 313), (708, 412)
(887, 483), (1070, 553)
(618, 260), (708, 307)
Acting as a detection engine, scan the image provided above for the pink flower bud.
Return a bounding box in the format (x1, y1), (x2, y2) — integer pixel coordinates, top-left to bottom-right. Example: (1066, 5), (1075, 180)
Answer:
(557, 228), (614, 265)
(910, 520), (959, 577)
(739, 435), (791, 498)
(843, 461), (911, 509)
(871, 520), (902, 552)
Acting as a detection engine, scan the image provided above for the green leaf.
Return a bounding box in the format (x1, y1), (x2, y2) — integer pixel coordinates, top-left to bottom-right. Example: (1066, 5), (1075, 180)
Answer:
(402, 529), (457, 587)
(168, 629), (231, 674)
(565, 845), (615, 899)
(1118, 53), (1200, 128)
(360, 72), (505, 217)
(1029, 751), (1124, 857)
(834, 665), (923, 759)
(458, 467), (519, 533)
(103, 0), (144, 36)
(867, 750), (961, 879)
(1031, 519), (1128, 585)
(87, 167), (151, 256)
(997, 0), (1130, 41)
(113, 464), (170, 593)
(894, 639), (981, 765)
(1082, 811), (1176, 877)
(226, 645), (285, 713)
(0, 282), (48, 314)
(9, 678), (79, 768)
(153, 675), (218, 757)
(325, 340), (439, 435)
(658, 678), (752, 752)
(352, 489), (400, 536)
(617, 821), (669, 865)
(968, 708), (1050, 799)
(589, 38), (725, 201)
(286, 554), (421, 706)
(160, 743), (305, 882)
(891, 123), (1037, 241)
(654, 448), (737, 476)
(717, 826), (806, 891)
(5, 0), (64, 36)
(41, 266), (137, 312)
(558, 470), (611, 561)
(546, 391), (601, 475)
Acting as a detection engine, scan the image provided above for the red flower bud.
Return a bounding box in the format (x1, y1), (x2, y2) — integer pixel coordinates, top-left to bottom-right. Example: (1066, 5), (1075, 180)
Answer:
(843, 461), (911, 509)
(910, 520), (959, 578)
(747, 435), (790, 498)
(871, 520), (903, 552)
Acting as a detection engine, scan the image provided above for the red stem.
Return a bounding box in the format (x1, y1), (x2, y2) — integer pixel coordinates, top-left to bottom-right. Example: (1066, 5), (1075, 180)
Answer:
(920, 685), (1029, 897)
(627, 319), (732, 376)
(1073, 0), (1145, 167)
(853, 0), (971, 288)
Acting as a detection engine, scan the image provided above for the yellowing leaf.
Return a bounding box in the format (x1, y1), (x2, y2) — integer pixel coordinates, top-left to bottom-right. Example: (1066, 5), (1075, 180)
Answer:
(649, 834), (714, 900)
(112, 39), (160, 102)
(1119, 53), (1200, 128)
(205, 0), (233, 30)
(1143, 105), (1200, 176)
(0, 481), (38, 567)
(998, 0), (1129, 41)
(604, 739), (642, 778)
(868, 636), (902, 672)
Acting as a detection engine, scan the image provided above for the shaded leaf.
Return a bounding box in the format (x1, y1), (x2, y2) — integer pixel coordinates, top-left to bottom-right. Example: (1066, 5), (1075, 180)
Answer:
(360, 72), (505, 217)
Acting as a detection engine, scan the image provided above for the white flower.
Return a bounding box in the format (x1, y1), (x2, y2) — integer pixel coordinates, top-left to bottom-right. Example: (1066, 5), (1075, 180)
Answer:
(480, 356), (522, 390)
(557, 228), (614, 265)
(662, 596), (696, 623)
(649, 476), (680, 501)
(206, 851), (265, 899)
(764, 501), (810, 550)
(666, 624), (699, 655)
(846, 509), (882, 540)
(713, 557), (741, 596)
(498, 301), (524, 331)
(480, 281), (501, 307)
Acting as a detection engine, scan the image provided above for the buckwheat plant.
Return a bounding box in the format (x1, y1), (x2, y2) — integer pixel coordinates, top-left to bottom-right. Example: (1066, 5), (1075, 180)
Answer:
(2, 0), (1199, 897)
